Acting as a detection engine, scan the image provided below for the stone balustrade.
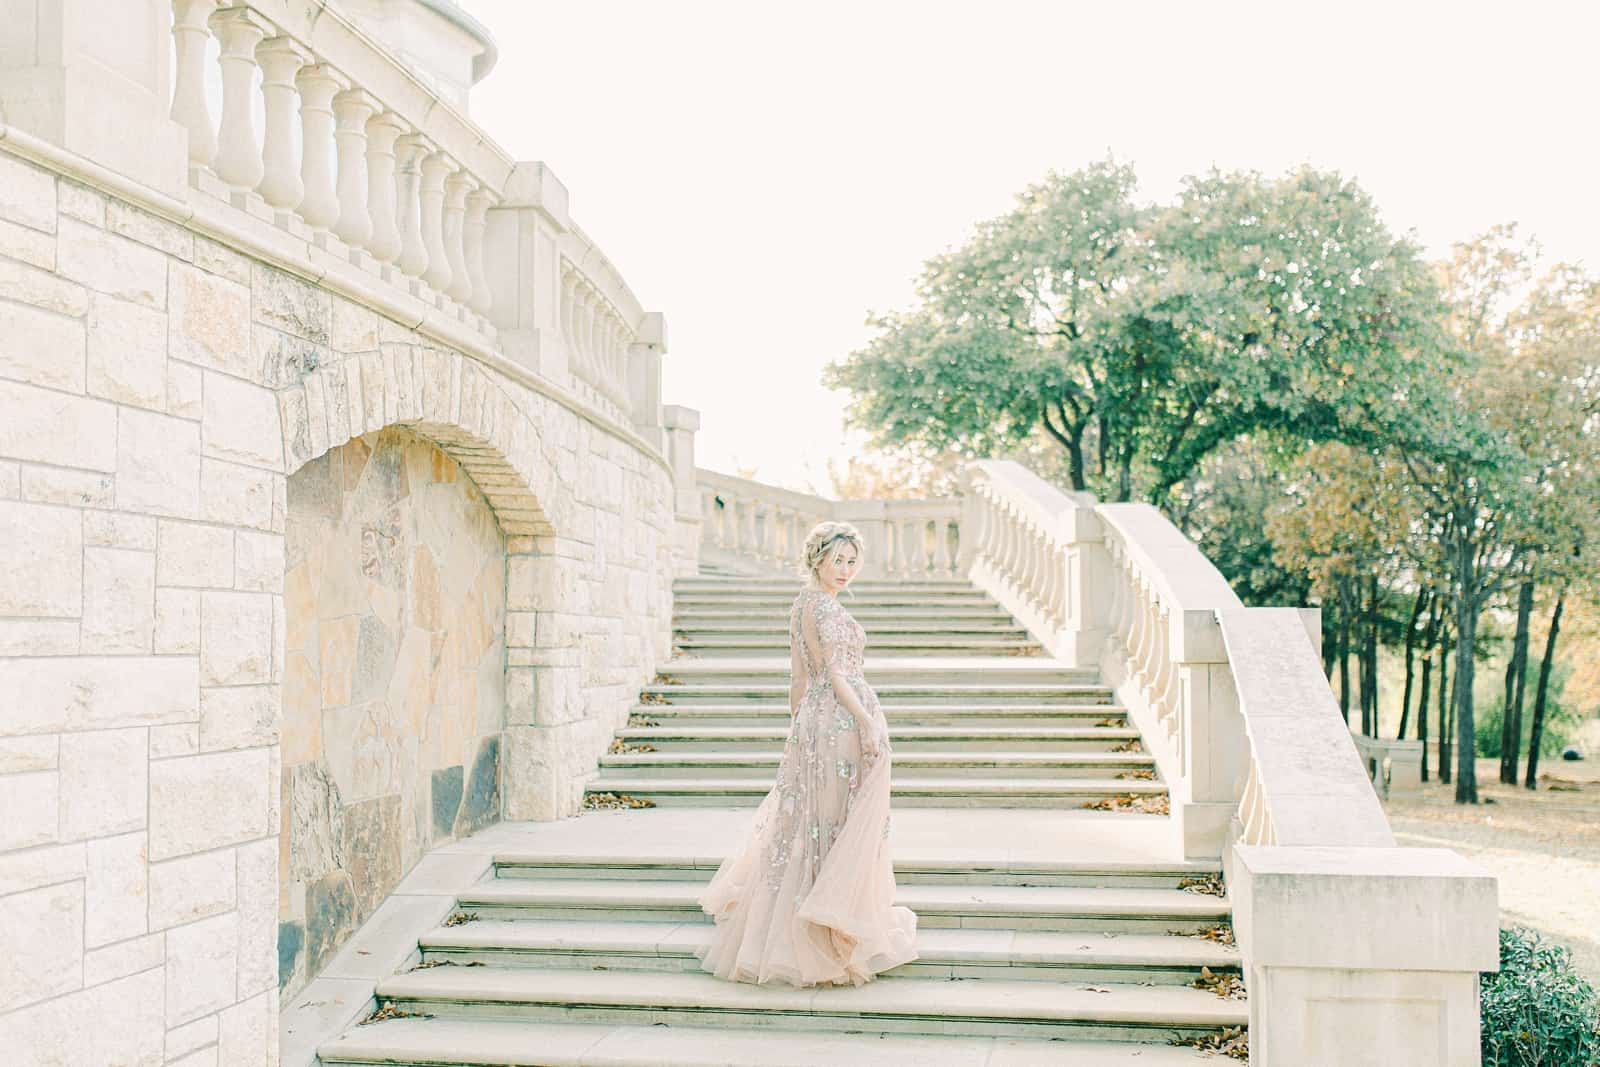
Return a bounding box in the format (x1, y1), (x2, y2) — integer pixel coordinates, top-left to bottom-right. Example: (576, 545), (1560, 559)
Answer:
(167, 0), (507, 329)
(695, 468), (962, 580)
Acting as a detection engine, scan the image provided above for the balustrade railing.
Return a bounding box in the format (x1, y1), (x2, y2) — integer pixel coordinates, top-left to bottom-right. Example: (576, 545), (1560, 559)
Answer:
(152, 0), (660, 442)
(695, 469), (962, 580)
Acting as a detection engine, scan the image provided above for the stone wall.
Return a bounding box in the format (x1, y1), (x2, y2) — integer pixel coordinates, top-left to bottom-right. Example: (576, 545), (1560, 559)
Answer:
(278, 429), (506, 1002)
(0, 142), (678, 1066)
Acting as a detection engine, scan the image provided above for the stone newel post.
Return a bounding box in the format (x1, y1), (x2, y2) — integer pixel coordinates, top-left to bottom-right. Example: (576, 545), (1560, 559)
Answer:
(483, 161), (572, 382)
(662, 405), (703, 576)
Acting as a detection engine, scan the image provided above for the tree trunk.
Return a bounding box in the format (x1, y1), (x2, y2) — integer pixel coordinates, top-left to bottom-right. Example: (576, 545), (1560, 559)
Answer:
(1525, 592), (1565, 790)
(1398, 589), (1427, 740)
(1416, 596), (1440, 781)
(1361, 574), (1380, 736)
(1337, 577), (1353, 726)
(1438, 623), (1453, 785)
(1453, 539), (1479, 804)
(1500, 576), (1534, 785)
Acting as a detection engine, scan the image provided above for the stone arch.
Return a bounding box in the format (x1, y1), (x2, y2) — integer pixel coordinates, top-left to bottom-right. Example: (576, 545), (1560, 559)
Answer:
(272, 346), (563, 1001)
(276, 345), (556, 538)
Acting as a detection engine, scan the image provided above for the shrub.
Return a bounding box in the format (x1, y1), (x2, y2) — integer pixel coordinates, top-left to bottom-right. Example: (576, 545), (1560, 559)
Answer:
(1482, 926), (1600, 1066)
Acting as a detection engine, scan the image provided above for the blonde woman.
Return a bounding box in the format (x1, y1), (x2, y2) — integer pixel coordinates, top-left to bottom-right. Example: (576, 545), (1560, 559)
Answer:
(696, 521), (918, 986)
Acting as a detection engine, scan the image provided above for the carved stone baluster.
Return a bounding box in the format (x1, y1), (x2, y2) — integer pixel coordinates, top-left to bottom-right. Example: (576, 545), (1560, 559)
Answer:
(393, 133), (432, 279)
(419, 151), (456, 292)
(463, 186), (495, 315)
(365, 112), (407, 266)
(171, 0), (220, 172)
(442, 171), (474, 304)
(331, 89), (377, 248)
(208, 8), (270, 192)
(255, 36), (308, 213)
(932, 518), (952, 575)
(294, 65), (346, 234)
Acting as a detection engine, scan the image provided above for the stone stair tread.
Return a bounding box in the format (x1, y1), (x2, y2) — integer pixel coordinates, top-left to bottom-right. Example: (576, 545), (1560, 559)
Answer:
(373, 966), (1246, 1027)
(418, 919), (1240, 968)
(619, 726), (1137, 739)
(598, 751), (1154, 767)
(457, 879), (1229, 919)
(322, 1017), (1220, 1066)
(488, 852), (1221, 880)
(587, 776), (1167, 795)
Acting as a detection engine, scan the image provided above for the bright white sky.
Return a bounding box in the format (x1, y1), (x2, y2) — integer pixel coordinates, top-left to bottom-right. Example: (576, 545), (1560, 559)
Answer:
(466, 0), (1599, 496)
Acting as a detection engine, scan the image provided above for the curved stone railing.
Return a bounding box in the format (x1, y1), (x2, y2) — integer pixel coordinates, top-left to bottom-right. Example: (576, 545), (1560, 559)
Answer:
(958, 461), (1102, 663)
(696, 468), (962, 579)
(156, 0), (663, 439)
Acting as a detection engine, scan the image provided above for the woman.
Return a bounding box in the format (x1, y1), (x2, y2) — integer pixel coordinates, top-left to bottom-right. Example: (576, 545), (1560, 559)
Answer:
(696, 520), (919, 987)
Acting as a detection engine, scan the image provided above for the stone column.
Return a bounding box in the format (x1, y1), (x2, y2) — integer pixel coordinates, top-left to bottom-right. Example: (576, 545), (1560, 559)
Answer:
(170, 0), (220, 174)
(419, 151), (457, 293)
(394, 133), (433, 281)
(463, 187), (496, 316)
(208, 8), (270, 193)
(365, 112), (408, 266)
(628, 312), (667, 451)
(254, 36), (310, 215)
(331, 88), (379, 249)
(482, 161), (573, 380)
(442, 171), (475, 304)
(294, 65), (346, 235)
(662, 405), (703, 577)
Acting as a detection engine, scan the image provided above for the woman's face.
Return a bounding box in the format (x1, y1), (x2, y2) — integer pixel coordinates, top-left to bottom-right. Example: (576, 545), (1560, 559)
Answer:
(816, 542), (860, 592)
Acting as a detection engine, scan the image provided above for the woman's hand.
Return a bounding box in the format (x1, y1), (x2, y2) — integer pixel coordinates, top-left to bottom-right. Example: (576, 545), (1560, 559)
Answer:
(858, 715), (889, 763)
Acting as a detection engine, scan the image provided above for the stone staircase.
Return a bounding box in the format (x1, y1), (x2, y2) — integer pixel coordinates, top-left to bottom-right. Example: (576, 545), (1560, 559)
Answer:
(316, 577), (1246, 1065)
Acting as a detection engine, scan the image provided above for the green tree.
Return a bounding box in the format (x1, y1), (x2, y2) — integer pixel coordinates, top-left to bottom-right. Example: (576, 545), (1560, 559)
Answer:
(827, 161), (1449, 503)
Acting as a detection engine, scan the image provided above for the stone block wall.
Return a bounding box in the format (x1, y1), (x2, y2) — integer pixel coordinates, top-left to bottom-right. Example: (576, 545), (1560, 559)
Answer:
(277, 429), (506, 1002)
(0, 142), (677, 1065)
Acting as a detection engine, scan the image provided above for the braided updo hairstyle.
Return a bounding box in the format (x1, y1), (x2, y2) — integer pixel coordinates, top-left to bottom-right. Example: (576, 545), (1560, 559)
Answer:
(799, 520), (864, 584)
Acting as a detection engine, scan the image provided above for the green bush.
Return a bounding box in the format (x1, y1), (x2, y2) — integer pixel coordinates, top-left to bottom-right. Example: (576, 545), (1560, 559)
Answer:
(1476, 662), (1582, 761)
(1482, 926), (1600, 1066)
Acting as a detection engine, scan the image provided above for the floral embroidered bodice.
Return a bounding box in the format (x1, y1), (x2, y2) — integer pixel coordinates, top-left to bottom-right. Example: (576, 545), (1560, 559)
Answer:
(791, 587), (867, 683)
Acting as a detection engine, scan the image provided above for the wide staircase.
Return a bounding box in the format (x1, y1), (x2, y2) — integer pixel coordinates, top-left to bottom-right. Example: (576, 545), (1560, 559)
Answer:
(317, 577), (1248, 1065)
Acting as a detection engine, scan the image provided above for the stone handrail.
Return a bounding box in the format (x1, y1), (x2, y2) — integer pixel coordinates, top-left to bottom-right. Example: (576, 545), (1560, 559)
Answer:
(162, 0), (660, 435)
(695, 469), (961, 579)
(958, 460), (1102, 663)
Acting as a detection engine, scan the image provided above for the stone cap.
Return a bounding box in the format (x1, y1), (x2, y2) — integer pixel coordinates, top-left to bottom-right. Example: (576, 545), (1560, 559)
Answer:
(1232, 844), (1501, 973)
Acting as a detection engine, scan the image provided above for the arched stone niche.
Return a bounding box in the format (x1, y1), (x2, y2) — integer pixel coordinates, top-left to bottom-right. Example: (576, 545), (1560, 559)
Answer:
(277, 427), (506, 1000)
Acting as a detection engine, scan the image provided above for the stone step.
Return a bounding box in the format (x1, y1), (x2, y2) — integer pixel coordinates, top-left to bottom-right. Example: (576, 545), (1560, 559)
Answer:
(319, 1016), (1225, 1066)
(585, 775), (1167, 808)
(416, 920), (1238, 985)
(369, 966), (1246, 1043)
(596, 751), (1158, 780)
(617, 725), (1141, 753)
(654, 661), (1097, 682)
(454, 880), (1228, 934)
(674, 579), (978, 591)
(639, 683), (1114, 704)
(488, 854), (1221, 890)
(675, 618), (1030, 633)
(675, 637), (1043, 656)
(627, 703), (1129, 727)
(671, 593), (1003, 608)
(674, 606), (1018, 623)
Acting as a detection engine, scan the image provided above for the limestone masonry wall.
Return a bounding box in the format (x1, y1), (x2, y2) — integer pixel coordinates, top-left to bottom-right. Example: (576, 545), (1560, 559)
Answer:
(0, 143), (678, 1065)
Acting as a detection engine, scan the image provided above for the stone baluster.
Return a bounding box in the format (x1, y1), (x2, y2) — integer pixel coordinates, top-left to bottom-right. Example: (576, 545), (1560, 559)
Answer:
(463, 186), (495, 315)
(394, 133), (432, 279)
(419, 151), (456, 292)
(208, 8), (269, 192)
(294, 65), (345, 233)
(365, 113), (407, 265)
(932, 518), (952, 575)
(331, 89), (378, 248)
(442, 171), (474, 303)
(170, 0), (220, 171)
(254, 36), (308, 213)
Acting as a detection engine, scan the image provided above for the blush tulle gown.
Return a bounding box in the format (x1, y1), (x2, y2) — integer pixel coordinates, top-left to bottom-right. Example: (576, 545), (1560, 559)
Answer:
(695, 586), (919, 987)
